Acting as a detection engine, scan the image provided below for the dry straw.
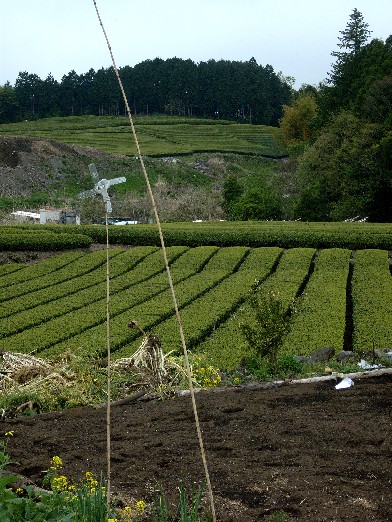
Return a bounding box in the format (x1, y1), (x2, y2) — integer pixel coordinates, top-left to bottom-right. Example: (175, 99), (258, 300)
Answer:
(91, 2), (217, 520)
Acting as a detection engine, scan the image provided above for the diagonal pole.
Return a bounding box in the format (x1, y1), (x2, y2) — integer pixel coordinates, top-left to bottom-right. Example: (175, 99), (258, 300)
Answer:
(92, 2), (217, 520)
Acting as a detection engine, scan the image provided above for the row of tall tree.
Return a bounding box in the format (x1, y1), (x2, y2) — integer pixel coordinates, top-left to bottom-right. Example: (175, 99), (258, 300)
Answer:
(0, 58), (292, 125)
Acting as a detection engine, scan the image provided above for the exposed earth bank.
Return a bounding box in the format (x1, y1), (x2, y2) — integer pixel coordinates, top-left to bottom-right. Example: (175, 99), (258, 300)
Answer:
(3, 374), (391, 521)
(0, 136), (104, 197)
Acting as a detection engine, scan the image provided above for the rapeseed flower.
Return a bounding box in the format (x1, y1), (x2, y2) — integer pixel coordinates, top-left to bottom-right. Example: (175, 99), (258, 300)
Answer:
(136, 499), (146, 513)
(50, 455), (63, 469)
(51, 474), (68, 492)
(85, 470), (99, 492)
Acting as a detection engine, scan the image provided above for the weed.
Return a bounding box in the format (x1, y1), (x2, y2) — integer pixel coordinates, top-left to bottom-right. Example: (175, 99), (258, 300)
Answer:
(244, 353), (304, 380)
(151, 482), (210, 522)
(190, 355), (221, 388)
(0, 442), (210, 522)
(0, 352), (141, 417)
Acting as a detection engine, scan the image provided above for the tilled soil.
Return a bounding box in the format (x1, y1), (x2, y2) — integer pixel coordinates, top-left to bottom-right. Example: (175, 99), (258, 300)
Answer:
(2, 375), (392, 521)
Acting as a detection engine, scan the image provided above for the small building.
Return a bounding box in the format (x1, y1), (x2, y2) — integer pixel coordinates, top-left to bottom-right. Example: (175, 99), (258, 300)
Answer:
(39, 209), (80, 225)
(11, 209), (80, 225)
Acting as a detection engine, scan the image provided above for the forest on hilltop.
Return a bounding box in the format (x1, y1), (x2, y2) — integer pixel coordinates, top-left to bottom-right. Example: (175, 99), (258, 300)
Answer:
(0, 58), (291, 126)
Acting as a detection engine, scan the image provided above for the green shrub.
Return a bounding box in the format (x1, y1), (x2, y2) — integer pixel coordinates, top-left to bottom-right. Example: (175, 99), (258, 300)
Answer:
(240, 288), (289, 367)
(0, 231), (92, 251)
(244, 353), (304, 380)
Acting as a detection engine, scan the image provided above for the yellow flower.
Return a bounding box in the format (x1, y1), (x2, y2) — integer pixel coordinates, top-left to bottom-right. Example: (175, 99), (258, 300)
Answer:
(5, 431), (14, 437)
(85, 470), (99, 490)
(107, 519), (118, 522)
(51, 475), (68, 492)
(16, 487), (23, 494)
(123, 506), (132, 515)
(136, 500), (146, 513)
(50, 456), (63, 469)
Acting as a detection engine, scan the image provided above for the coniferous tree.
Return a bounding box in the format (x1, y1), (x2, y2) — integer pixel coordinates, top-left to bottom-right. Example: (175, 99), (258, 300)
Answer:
(329, 8), (372, 84)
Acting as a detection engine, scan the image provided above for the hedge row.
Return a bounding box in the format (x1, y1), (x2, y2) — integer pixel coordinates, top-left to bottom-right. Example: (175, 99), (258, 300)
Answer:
(0, 251), (84, 290)
(0, 247), (189, 354)
(0, 248), (158, 334)
(0, 221), (392, 250)
(0, 231), (92, 251)
(42, 247), (251, 359)
(0, 249), (115, 304)
(281, 248), (351, 356)
(0, 264), (25, 277)
(262, 248), (316, 310)
(116, 247), (283, 359)
(351, 250), (392, 352)
(3, 222), (392, 249)
(198, 248), (316, 369)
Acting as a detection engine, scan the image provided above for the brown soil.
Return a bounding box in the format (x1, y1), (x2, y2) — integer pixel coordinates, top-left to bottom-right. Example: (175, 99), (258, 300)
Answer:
(2, 375), (391, 521)
(0, 135), (118, 198)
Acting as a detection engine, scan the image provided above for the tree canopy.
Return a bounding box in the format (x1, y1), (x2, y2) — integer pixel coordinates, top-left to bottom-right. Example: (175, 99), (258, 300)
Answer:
(280, 9), (392, 223)
(0, 58), (292, 125)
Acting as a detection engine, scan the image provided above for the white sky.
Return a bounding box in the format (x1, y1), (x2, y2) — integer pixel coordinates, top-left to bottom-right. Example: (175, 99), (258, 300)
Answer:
(1, 0), (391, 89)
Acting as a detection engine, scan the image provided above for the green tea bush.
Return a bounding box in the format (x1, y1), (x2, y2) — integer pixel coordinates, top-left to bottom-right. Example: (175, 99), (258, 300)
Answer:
(60, 247), (249, 360)
(0, 249), (113, 304)
(281, 249), (351, 355)
(5, 222), (392, 249)
(0, 249), (158, 336)
(0, 251), (83, 287)
(0, 232), (92, 251)
(198, 248), (313, 369)
(352, 249), (392, 351)
(0, 247), (188, 355)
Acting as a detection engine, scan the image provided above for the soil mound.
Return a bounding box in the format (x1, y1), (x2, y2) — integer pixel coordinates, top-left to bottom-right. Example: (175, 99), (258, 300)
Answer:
(0, 136), (115, 197)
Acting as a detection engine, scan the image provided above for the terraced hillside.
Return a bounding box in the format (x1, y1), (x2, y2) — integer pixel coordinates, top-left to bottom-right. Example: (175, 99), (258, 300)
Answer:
(0, 116), (285, 157)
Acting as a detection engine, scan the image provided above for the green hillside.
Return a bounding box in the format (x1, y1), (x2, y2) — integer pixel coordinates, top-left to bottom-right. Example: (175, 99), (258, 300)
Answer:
(0, 115), (285, 157)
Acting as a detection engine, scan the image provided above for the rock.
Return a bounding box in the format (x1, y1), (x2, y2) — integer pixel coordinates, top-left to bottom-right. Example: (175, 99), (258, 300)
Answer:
(294, 355), (310, 364)
(375, 348), (392, 361)
(336, 350), (355, 363)
(308, 346), (335, 363)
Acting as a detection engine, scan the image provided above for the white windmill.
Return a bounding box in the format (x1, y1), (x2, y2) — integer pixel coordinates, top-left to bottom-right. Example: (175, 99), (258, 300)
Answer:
(79, 162), (126, 500)
(79, 163), (126, 214)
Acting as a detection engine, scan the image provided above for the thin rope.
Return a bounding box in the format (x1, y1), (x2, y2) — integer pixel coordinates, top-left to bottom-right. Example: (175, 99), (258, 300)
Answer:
(105, 210), (111, 508)
(92, 2), (217, 520)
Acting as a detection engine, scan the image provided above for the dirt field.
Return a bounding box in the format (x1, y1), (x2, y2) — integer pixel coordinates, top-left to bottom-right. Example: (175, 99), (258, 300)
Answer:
(2, 374), (391, 521)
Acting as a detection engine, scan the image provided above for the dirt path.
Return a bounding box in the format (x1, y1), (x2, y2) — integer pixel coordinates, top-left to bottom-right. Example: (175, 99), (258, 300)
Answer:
(3, 375), (391, 521)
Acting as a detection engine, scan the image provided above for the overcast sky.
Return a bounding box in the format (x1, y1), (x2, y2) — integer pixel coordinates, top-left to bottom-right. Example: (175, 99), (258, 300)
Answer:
(1, 0), (391, 89)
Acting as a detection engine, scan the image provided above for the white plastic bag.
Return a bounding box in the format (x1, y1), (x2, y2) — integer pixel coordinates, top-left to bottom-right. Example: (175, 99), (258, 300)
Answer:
(335, 377), (354, 389)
